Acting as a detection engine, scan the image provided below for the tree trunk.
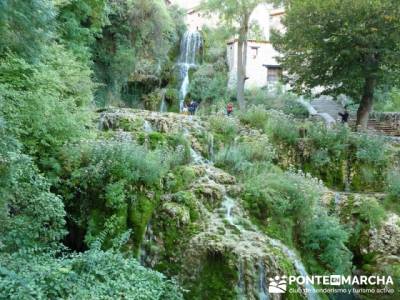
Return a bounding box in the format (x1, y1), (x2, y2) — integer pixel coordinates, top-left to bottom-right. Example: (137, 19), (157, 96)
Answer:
(356, 77), (376, 130)
(236, 15), (249, 111)
(236, 31), (246, 110)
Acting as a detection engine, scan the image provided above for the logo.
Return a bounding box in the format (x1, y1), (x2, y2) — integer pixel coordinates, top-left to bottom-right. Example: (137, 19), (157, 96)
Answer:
(268, 275), (287, 294)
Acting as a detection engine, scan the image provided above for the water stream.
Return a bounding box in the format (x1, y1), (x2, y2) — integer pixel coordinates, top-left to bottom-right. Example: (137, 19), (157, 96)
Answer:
(160, 90), (167, 113)
(297, 98), (335, 127)
(268, 238), (319, 300)
(143, 120), (153, 133)
(185, 124), (318, 300)
(177, 30), (202, 111)
(258, 259), (269, 300)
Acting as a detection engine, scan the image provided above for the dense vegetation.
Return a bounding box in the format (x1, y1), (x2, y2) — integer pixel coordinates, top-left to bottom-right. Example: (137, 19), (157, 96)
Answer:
(1, 0), (399, 299)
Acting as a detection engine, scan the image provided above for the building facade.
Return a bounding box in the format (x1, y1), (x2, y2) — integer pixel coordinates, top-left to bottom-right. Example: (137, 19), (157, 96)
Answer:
(227, 7), (285, 89)
(169, 1), (285, 89)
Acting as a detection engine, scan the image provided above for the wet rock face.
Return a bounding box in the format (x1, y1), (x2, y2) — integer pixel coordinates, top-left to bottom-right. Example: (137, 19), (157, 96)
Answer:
(98, 108), (312, 300)
(369, 213), (400, 255)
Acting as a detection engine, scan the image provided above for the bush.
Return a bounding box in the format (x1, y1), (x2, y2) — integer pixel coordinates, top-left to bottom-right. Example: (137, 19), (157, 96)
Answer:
(266, 111), (300, 145)
(301, 211), (352, 274)
(0, 47), (93, 175)
(238, 105), (269, 131)
(57, 140), (182, 249)
(243, 168), (323, 224)
(0, 122), (66, 252)
(209, 115), (238, 144)
(387, 168), (400, 200)
(0, 249), (183, 300)
(214, 136), (275, 173)
(358, 197), (387, 228)
(189, 64), (228, 104)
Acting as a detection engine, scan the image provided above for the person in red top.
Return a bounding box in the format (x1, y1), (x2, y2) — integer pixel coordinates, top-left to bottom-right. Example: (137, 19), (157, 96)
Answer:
(227, 102), (233, 116)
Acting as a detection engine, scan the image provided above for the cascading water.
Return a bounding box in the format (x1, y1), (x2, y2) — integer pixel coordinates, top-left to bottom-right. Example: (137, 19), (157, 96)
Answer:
(160, 90), (167, 113)
(139, 222), (154, 266)
(177, 30), (202, 111)
(143, 120), (153, 133)
(222, 196), (236, 226)
(257, 259), (269, 300)
(268, 238), (319, 300)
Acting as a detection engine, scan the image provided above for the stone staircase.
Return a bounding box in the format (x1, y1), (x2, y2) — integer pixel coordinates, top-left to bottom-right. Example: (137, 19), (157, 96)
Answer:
(309, 97), (400, 137)
(348, 118), (400, 137)
(310, 97), (344, 122)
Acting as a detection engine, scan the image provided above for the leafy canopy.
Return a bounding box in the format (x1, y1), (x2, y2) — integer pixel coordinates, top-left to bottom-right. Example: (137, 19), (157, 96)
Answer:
(272, 0), (400, 99)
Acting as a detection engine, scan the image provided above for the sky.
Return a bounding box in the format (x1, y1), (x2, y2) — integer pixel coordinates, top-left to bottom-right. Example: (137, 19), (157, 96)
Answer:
(169, 0), (201, 10)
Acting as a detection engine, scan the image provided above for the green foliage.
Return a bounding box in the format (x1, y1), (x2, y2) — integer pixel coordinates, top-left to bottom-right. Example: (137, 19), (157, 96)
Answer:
(358, 197), (386, 228)
(56, 0), (108, 61)
(185, 252), (237, 300)
(0, 0), (55, 59)
(189, 64), (228, 104)
(243, 168), (323, 222)
(374, 87), (400, 112)
(209, 115), (238, 144)
(0, 248), (183, 300)
(57, 140), (182, 249)
(301, 211), (352, 274)
(93, 0), (183, 106)
(272, 0), (400, 99)
(215, 136), (275, 173)
(0, 123), (66, 252)
(386, 167), (400, 201)
(272, 0), (400, 125)
(244, 88), (309, 118)
(0, 47), (93, 174)
(238, 105), (270, 130)
(243, 167), (352, 273)
(266, 111), (300, 144)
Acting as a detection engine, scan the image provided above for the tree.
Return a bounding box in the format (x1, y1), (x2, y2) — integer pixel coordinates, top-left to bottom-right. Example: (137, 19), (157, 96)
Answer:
(272, 0), (400, 128)
(201, 0), (269, 110)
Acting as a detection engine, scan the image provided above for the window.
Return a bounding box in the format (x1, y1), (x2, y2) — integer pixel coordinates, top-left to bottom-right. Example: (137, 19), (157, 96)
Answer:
(250, 46), (259, 59)
(267, 67), (282, 83)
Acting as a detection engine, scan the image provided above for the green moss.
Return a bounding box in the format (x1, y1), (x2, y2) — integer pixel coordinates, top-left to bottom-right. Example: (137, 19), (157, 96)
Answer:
(169, 166), (197, 192)
(186, 251), (237, 300)
(119, 116), (144, 131)
(173, 191), (200, 221)
(129, 193), (158, 256)
(148, 132), (166, 148)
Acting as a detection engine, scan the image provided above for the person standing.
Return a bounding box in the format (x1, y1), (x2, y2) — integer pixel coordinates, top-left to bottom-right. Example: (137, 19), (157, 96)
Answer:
(227, 102), (233, 116)
(338, 108), (349, 123)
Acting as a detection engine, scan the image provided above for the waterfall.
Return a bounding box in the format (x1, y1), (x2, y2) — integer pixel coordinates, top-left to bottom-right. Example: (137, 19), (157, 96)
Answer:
(257, 260), (269, 300)
(177, 30), (202, 111)
(208, 133), (214, 161)
(160, 90), (167, 113)
(297, 98), (335, 127)
(143, 120), (153, 133)
(237, 260), (246, 300)
(139, 222), (154, 266)
(334, 192), (341, 207)
(268, 238), (319, 300)
(222, 196), (235, 225)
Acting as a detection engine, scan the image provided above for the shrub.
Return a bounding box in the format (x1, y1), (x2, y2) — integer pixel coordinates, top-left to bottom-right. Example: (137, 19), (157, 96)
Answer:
(214, 136), (275, 173)
(266, 111), (300, 145)
(358, 197), (387, 228)
(238, 105), (269, 131)
(57, 140), (181, 249)
(387, 168), (400, 200)
(0, 249), (183, 300)
(189, 64), (228, 104)
(0, 122), (66, 252)
(243, 168), (323, 224)
(0, 47), (93, 175)
(301, 211), (352, 274)
(209, 115), (238, 144)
